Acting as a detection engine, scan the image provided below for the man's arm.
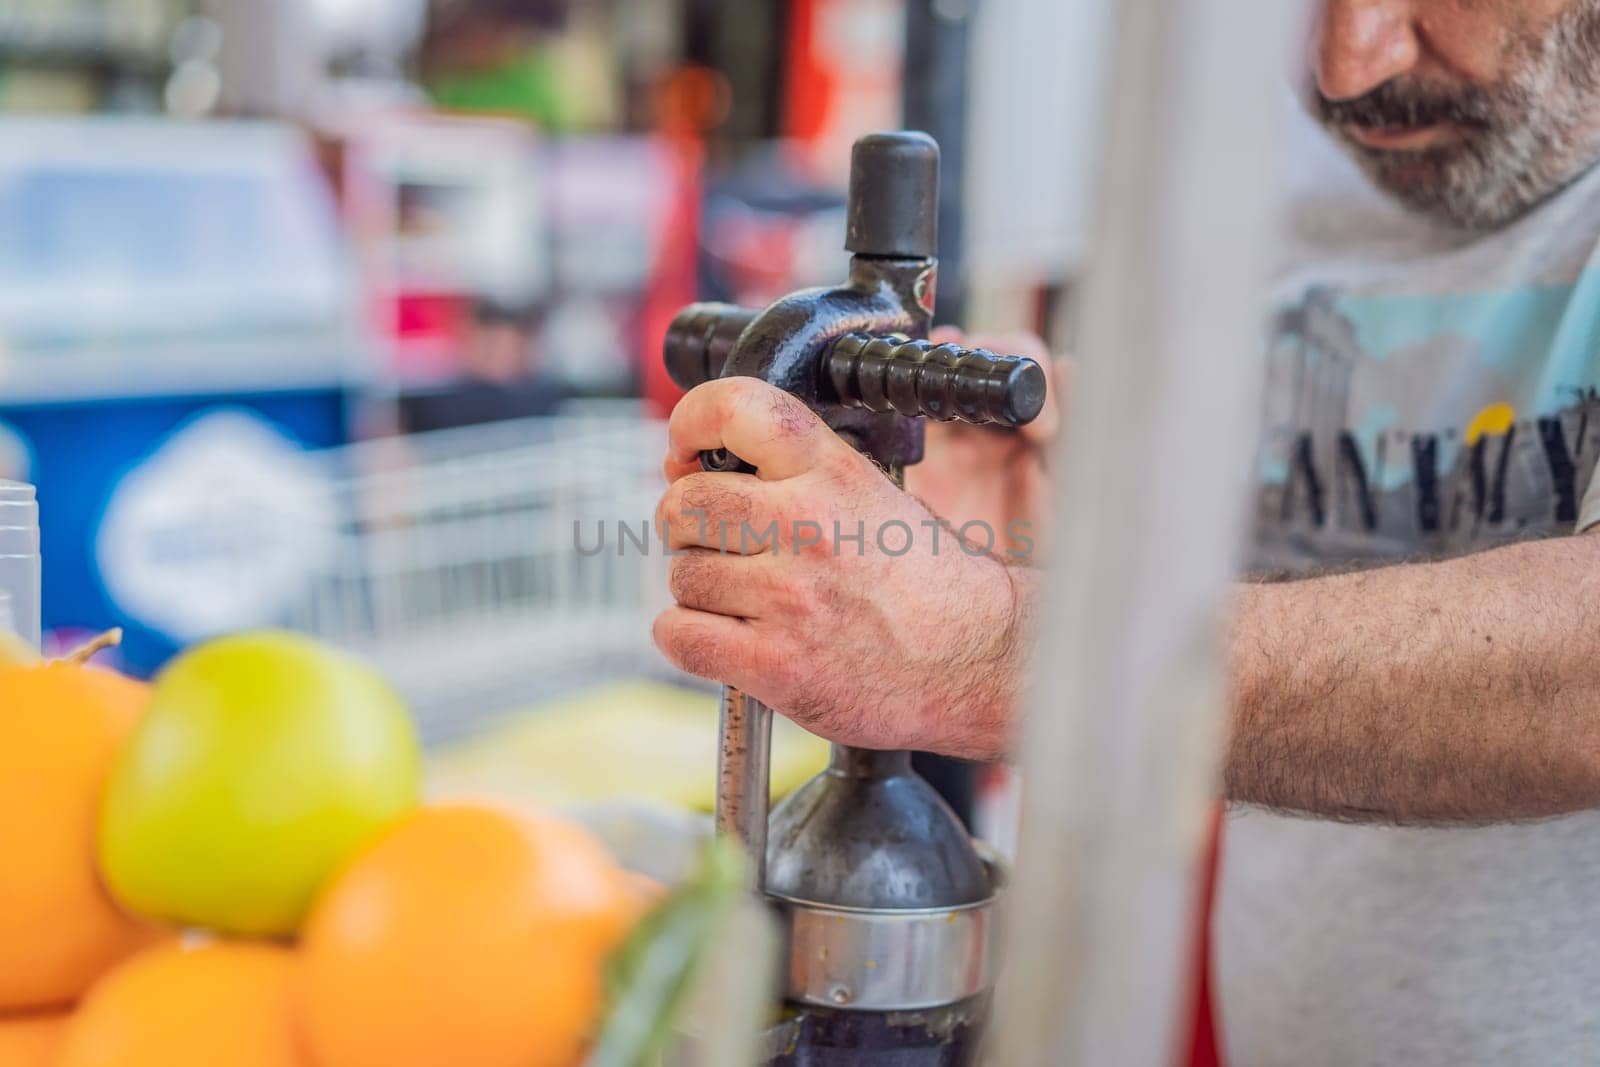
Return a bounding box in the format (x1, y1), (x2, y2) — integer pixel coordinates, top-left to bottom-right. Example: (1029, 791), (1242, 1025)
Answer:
(1227, 535), (1600, 823)
(653, 377), (1600, 824)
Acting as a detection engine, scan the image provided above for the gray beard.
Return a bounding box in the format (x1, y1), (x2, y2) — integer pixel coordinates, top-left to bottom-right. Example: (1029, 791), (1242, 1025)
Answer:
(1330, 4), (1600, 231)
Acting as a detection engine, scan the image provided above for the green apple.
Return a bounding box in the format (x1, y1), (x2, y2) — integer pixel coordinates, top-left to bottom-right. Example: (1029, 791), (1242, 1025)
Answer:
(99, 631), (420, 936)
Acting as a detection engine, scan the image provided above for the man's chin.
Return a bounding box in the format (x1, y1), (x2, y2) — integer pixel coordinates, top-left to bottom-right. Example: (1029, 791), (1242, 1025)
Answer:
(1333, 136), (1497, 229)
(1361, 154), (1457, 196)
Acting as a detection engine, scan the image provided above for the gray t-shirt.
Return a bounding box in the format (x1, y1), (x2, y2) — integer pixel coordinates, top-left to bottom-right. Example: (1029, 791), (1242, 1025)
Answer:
(1217, 107), (1600, 1065)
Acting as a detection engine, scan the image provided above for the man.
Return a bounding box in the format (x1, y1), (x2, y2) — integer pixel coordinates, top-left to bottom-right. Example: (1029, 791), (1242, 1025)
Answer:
(654, 1), (1600, 1062)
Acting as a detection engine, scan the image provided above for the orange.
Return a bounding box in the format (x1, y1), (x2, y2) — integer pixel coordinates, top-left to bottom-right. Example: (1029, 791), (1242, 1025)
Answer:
(299, 804), (641, 1067)
(0, 1011), (71, 1067)
(58, 941), (306, 1067)
(0, 663), (161, 1010)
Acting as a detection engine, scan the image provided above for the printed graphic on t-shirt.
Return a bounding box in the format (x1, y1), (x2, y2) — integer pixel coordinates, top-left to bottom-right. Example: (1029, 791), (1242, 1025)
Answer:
(1254, 279), (1600, 569)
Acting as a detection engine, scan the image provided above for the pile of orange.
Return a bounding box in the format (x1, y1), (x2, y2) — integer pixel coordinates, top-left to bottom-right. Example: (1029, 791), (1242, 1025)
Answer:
(0, 659), (157, 1067)
(0, 646), (651, 1067)
(300, 806), (645, 1067)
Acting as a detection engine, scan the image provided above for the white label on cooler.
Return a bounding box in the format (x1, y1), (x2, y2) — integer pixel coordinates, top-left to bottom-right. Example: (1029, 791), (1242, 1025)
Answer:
(96, 409), (335, 642)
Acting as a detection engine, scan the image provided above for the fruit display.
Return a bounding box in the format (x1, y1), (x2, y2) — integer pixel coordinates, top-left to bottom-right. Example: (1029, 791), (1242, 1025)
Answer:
(300, 805), (646, 1067)
(57, 942), (304, 1067)
(0, 1012), (71, 1067)
(99, 632), (422, 937)
(0, 657), (160, 1010)
(0, 629), (727, 1067)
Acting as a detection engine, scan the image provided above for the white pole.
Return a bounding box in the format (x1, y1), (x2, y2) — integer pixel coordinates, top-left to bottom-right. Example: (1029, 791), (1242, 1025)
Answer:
(992, 0), (1298, 1062)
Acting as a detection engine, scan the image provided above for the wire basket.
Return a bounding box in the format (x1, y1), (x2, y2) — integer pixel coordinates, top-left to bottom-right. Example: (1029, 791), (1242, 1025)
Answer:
(283, 404), (672, 743)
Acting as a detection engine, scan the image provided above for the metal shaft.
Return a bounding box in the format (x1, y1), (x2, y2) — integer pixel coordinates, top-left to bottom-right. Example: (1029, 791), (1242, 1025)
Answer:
(716, 685), (773, 889)
(828, 746), (912, 778)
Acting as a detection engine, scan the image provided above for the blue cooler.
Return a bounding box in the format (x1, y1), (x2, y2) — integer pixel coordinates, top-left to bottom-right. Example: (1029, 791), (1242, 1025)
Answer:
(0, 118), (372, 676)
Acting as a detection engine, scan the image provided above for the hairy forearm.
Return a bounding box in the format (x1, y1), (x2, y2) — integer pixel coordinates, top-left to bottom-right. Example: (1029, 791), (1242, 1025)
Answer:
(1228, 532), (1600, 823)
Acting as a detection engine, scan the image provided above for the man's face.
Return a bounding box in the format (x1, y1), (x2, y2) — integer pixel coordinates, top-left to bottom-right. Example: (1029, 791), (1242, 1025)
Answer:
(1312, 0), (1600, 229)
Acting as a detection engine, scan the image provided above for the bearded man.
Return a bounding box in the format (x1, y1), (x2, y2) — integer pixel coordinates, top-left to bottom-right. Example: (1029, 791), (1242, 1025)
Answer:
(652, 2), (1600, 1061)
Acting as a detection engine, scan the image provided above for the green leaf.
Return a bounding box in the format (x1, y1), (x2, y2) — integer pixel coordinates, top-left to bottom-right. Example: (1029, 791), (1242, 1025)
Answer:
(589, 838), (750, 1067)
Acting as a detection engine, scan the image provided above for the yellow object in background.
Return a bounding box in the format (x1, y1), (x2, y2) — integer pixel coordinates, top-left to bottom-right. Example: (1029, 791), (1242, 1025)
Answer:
(427, 681), (830, 811)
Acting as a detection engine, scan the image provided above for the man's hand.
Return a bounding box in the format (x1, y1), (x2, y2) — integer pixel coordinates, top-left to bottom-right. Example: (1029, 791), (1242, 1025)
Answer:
(904, 328), (1063, 543)
(651, 377), (1029, 760)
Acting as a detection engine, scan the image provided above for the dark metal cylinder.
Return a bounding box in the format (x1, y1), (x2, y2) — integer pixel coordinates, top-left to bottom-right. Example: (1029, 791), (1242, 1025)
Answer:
(845, 132), (940, 260)
(664, 302), (761, 391)
(768, 997), (990, 1066)
(830, 747), (913, 779)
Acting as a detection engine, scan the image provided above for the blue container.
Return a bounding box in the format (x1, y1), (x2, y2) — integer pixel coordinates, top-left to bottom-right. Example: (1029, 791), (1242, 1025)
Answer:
(0, 118), (371, 675)
(0, 393), (350, 676)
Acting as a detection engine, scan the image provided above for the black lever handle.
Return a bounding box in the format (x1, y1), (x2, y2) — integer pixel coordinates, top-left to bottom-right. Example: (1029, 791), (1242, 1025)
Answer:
(825, 333), (1046, 428)
(668, 310), (1047, 433)
(664, 302), (760, 393)
(673, 324), (1047, 475)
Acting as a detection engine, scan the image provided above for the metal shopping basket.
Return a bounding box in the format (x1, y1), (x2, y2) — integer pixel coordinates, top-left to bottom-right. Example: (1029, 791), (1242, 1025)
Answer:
(282, 403), (672, 744)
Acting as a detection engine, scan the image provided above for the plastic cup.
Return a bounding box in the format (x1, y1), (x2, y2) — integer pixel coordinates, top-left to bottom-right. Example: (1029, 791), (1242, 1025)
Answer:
(0, 480), (41, 650)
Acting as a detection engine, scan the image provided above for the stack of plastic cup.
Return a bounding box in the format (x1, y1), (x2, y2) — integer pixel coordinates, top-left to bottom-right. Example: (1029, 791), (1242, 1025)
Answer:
(0, 480), (41, 650)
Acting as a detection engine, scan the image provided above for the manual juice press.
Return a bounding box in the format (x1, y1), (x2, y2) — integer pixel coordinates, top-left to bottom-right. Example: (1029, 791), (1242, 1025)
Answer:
(663, 131), (1046, 1064)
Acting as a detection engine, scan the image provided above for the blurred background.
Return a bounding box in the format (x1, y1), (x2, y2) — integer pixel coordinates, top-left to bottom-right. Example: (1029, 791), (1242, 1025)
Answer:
(0, 0), (1104, 830)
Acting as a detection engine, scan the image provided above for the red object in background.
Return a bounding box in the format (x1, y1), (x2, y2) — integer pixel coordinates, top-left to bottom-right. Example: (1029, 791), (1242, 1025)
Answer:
(1185, 807), (1225, 1067)
(782, 0), (906, 184)
(638, 133), (704, 418)
(395, 291), (469, 340)
(783, 0), (830, 144)
(640, 66), (729, 417)
(391, 292), (473, 382)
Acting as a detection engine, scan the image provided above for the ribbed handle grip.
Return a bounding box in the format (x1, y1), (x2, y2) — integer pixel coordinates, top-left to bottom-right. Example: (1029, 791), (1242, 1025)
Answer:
(824, 333), (1047, 428)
